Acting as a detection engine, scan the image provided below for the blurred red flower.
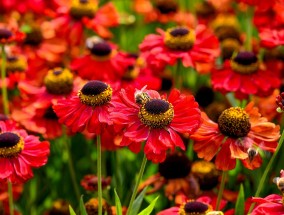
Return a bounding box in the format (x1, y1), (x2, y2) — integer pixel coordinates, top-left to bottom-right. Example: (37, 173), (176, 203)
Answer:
(211, 51), (281, 99)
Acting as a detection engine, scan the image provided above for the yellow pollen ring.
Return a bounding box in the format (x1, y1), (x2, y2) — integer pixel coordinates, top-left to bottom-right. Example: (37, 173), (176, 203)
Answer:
(230, 59), (259, 74)
(191, 161), (216, 175)
(4, 55), (27, 72)
(164, 27), (196, 51)
(44, 67), (74, 95)
(70, 0), (98, 19)
(78, 84), (112, 106)
(0, 133), (24, 158)
(138, 100), (174, 128)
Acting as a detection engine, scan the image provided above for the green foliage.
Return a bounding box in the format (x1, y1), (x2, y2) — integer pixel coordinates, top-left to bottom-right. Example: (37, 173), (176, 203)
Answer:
(114, 189), (123, 215)
(235, 184), (245, 215)
(137, 196), (159, 215)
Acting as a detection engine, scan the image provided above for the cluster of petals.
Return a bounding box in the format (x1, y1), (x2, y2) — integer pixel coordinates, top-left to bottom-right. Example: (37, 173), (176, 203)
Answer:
(211, 60), (281, 99)
(139, 25), (219, 71)
(110, 87), (201, 163)
(0, 121), (50, 183)
(191, 102), (280, 170)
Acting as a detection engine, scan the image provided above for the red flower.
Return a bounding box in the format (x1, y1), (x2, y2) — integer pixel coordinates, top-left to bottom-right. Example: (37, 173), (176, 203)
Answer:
(139, 25), (219, 71)
(52, 0), (118, 50)
(0, 24), (24, 44)
(53, 80), (113, 134)
(157, 195), (226, 215)
(0, 121), (50, 183)
(259, 28), (284, 48)
(191, 102), (280, 170)
(211, 51), (281, 99)
(110, 86), (201, 163)
(238, 0), (276, 11)
(250, 194), (284, 215)
(71, 37), (133, 82)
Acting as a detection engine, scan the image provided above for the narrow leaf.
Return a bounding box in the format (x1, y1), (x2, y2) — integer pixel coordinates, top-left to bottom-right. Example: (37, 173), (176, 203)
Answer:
(114, 189), (123, 215)
(235, 184), (245, 215)
(69, 205), (77, 215)
(80, 195), (88, 215)
(137, 196), (159, 215)
(129, 186), (148, 215)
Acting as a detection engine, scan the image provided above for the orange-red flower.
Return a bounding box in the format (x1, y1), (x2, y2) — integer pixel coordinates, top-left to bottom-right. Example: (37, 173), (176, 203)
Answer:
(211, 51), (281, 99)
(139, 25), (219, 71)
(191, 102), (280, 171)
(110, 86), (201, 163)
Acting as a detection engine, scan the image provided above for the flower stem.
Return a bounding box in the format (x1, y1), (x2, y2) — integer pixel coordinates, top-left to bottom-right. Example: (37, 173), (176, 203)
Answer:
(8, 180), (14, 215)
(62, 131), (80, 202)
(245, 6), (254, 52)
(1, 44), (9, 115)
(216, 171), (227, 211)
(247, 129), (284, 214)
(97, 135), (103, 215)
(126, 154), (147, 215)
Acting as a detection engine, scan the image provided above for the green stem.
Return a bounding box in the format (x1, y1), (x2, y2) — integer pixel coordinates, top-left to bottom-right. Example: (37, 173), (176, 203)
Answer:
(245, 6), (254, 52)
(174, 60), (183, 90)
(216, 171), (227, 211)
(1, 45), (8, 115)
(8, 181), (14, 215)
(126, 154), (147, 215)
(97, 135), (103, 215)
(247, 130), (284, 214)
(62, 132), (80, 202)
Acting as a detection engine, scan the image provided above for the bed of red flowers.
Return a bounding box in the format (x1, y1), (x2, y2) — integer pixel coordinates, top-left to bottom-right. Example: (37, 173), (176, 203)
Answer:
(0, 0), (284, 215)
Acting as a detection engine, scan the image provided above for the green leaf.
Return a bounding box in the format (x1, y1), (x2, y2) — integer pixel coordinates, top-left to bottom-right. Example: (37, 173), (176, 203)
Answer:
(129, 186), (148, 215)
(69, 205), (77, 215)
(79, 195), (88, 215)
(137, 196), (159, 215)
(114, 189), (123, 215)
(235, 184), (245, 215)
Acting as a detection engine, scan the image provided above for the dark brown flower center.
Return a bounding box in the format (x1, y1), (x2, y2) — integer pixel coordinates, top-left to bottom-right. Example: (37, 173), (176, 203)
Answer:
(81, 81), (108, 95)
(44, 68), (74, 95)
(0, 29), (12, 40)
(179, 201), (209, 215)
(170, 28), (189, 37)
(24, 28), (43, 46)
(155, 0), (178, 14)
(44, 107), (59, 120)
(159, 153), (191, 179)
(191, 160), (219, 190)
(0, 132), (20, 148)
(139, 99), (174, 128)
(164, 27), (195, 51)
(89, 42), (112, 57)
(0, 132), (24, 158)
(195, 1), (216, 19)
(195, 86), (215, 108)
(218, 107), (251, 138)
(78, 80), (112, 106)
(215, 26), (241, 42)
(230, 51), (259, 74)
(145, 99), (169, 114)
(233, 51), (258, 65)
